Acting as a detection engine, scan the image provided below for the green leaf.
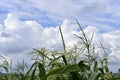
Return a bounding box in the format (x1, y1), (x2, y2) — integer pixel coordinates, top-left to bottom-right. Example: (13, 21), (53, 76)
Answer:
(61, 64), (80, 73)
(70, 71), (84, 80)
(93, 61), (98, 72)
(38, 63), (47, 80)
(99, 68), (105, 75)
(47, 64), (80, 77)
(47, 67), (62, 77)
(78, 61), (90, 71)
(47, 64), (83, 80)
(30, 67), (36, 80)
(62, 55), (67, 65)
(24, 62), (37, 77)
(104, 66), (109, 73)
(88, 72), (100, 80)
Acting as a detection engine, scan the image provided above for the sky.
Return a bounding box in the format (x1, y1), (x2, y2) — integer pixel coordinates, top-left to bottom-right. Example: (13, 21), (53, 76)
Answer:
(0, 0), (120, 72)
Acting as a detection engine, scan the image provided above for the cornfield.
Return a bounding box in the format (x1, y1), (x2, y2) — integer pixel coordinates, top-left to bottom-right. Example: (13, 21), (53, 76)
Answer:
(0, 20), (120, 80)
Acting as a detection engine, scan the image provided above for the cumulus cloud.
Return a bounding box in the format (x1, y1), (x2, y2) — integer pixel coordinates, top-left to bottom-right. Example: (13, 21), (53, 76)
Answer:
(103, 31), (120, 61)
(0, 13), (78, 62)
(0, 13), (35, 54)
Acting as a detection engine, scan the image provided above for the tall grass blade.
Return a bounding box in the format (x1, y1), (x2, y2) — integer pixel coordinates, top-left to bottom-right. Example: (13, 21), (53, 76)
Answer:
(24, 62), (36, 77)
(76, 19), (89, 45)
(59, 27), (67, 65)
(30, 66), (36, 80)
(59, 27), (66, 52)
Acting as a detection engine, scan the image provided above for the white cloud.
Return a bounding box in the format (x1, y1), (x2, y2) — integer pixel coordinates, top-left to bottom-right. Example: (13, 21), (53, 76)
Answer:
(0, 14), (79, 63)
(0, 13), (44, 54)
(103, 31), (120, 61)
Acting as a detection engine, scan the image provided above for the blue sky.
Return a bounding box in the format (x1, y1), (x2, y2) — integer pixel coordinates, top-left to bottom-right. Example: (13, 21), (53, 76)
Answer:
(0, 0), (120, 72)
(0, 0), (120, 29)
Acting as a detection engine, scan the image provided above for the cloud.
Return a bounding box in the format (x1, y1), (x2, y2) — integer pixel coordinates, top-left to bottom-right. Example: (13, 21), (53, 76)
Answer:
(0, 13), (78, 56)
(0, 13), (36, 54)
(103, 31), (120, 61)
(0, 13), (79, 66)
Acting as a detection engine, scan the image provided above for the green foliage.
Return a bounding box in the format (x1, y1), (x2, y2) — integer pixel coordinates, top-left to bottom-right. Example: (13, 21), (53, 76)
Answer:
(0, 20), (120, 80)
